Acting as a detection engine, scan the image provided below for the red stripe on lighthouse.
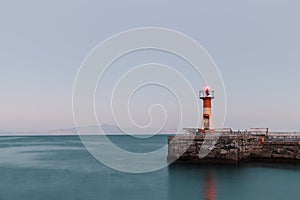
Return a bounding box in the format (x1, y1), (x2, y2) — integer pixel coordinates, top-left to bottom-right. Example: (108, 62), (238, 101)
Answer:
(203, 99), (212, 108)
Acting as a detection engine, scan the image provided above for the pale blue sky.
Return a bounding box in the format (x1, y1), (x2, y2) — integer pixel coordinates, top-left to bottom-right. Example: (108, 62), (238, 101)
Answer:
(1, 0), (300, 131)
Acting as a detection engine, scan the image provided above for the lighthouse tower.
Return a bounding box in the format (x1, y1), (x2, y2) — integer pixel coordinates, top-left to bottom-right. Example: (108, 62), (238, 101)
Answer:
(200, 87), (215, 133)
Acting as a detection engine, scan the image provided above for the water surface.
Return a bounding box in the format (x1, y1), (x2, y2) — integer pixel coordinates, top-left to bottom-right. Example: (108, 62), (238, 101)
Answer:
(0, 135), (299, 200)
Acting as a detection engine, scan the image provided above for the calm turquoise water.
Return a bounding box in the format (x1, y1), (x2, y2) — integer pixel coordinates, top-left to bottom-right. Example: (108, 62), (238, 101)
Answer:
(0, 135), (300, 200)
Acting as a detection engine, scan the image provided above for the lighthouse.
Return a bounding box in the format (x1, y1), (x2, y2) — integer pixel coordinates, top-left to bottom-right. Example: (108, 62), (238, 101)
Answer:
(200, 87), (215, 133)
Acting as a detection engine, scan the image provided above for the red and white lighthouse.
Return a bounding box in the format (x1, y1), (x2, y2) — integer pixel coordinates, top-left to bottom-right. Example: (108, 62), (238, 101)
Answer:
(200, 87), (215, 133)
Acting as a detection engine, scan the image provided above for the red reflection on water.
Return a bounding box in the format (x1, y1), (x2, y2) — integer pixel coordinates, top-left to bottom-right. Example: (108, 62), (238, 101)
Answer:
(204, 172), (217, 200)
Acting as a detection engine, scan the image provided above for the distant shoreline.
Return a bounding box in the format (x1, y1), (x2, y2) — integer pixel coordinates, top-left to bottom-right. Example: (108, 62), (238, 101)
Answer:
(0, 133), (178, 137)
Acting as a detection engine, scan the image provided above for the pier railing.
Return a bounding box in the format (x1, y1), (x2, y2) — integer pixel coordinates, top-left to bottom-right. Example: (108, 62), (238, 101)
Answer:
(267, 132), (300, 140)
(182, 128), (300, 140)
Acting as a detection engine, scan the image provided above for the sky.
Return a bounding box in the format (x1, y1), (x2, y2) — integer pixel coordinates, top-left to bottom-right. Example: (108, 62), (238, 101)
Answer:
(0, 0), (300, 132)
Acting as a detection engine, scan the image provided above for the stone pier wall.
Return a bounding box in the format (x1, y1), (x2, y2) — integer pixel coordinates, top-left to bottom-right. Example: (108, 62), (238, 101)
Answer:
(167, 133), (300, 164)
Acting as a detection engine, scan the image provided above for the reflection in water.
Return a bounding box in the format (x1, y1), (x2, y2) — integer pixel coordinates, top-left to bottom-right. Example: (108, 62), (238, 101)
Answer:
(167, 165), (218, 200)
(204, 171), (217, 200)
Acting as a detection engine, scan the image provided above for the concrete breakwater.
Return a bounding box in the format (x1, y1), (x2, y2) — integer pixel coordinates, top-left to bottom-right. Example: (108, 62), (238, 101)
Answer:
(167, 132), (300, 164)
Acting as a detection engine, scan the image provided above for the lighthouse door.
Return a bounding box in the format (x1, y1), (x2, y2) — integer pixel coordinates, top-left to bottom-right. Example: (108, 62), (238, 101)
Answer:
(203, 116), (209, 130)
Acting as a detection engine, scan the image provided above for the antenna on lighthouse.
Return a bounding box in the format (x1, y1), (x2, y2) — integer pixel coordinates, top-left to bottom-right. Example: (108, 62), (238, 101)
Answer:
(200, 86), (215, 133)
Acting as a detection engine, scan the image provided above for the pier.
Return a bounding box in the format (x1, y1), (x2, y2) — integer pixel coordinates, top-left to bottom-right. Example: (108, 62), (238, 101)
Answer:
(169, 87), (300, 164)
(168, 130), (300, 164)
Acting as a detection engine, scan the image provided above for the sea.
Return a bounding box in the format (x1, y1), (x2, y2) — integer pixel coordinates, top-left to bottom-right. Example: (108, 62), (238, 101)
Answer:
(0, 135), (300, 200)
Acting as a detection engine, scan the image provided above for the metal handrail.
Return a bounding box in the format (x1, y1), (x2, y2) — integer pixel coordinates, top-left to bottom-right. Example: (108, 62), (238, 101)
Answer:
(199, 90), (215, 98)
